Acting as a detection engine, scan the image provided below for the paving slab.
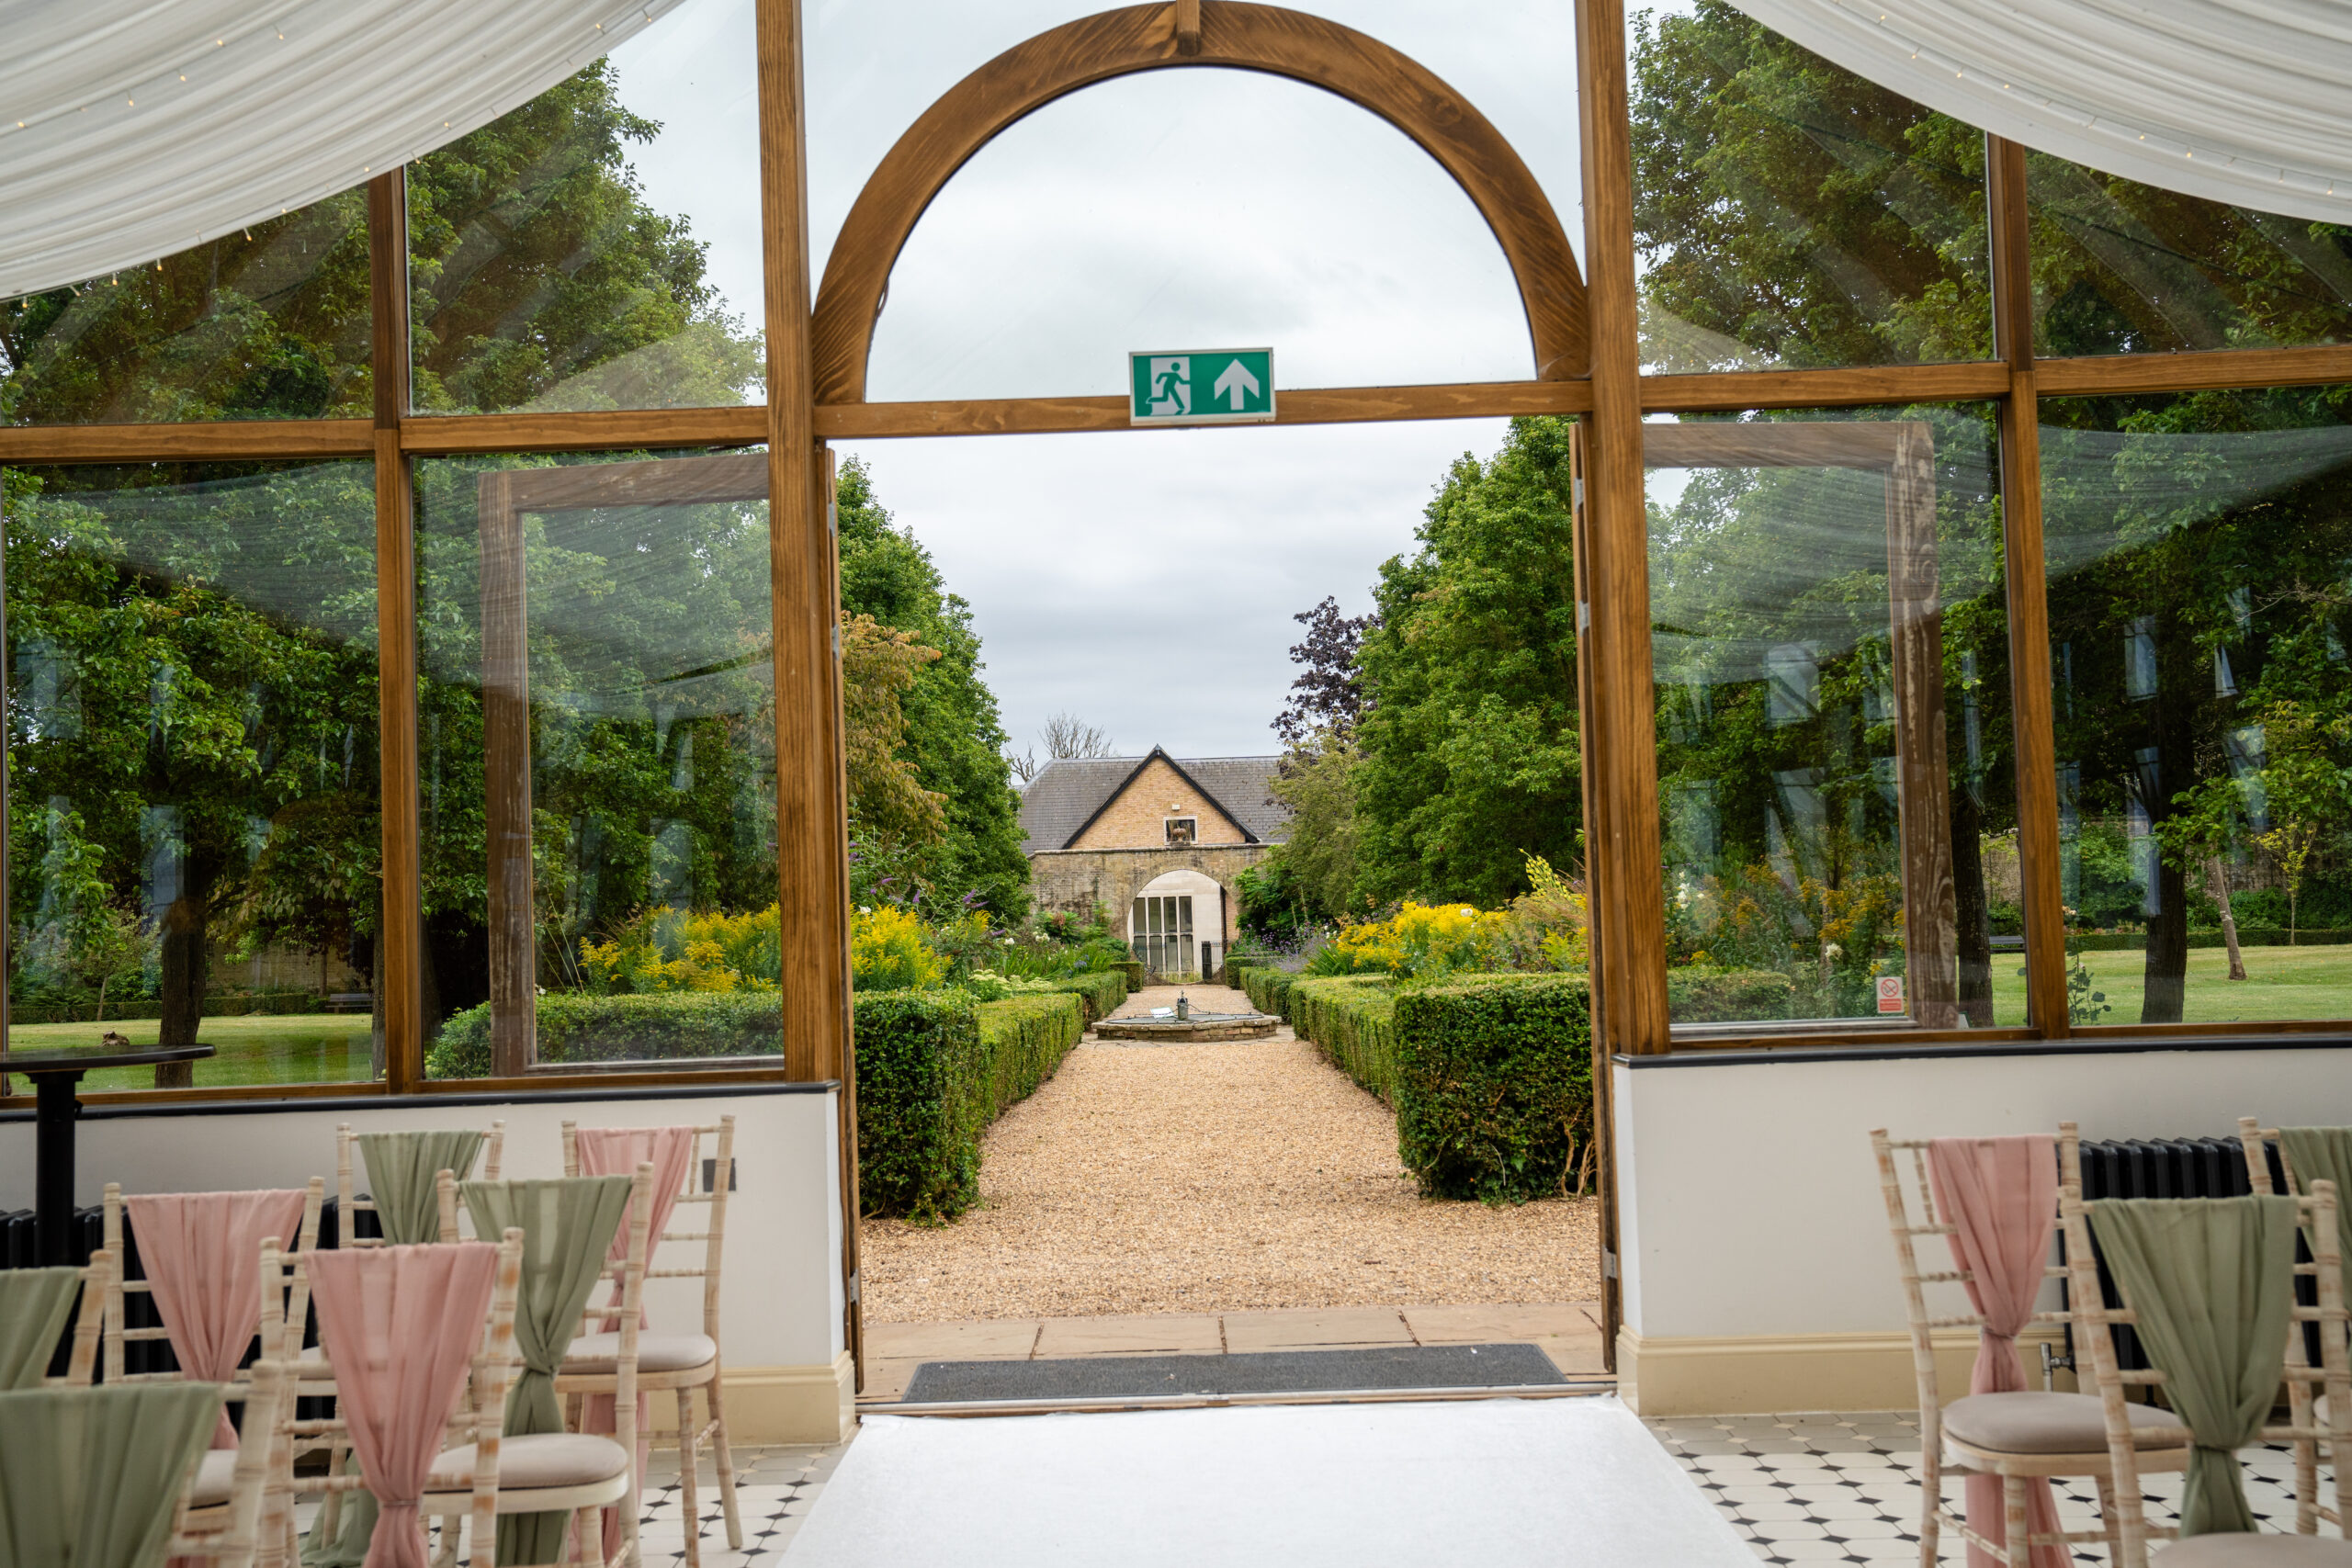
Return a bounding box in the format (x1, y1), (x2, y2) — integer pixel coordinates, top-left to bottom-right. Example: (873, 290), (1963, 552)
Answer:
(1034, 1313), (1223, 1357)
(1221, 1305), (1414, 1351)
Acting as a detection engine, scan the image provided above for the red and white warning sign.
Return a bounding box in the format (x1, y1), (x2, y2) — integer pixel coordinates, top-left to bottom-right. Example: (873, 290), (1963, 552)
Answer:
(1876, 975), (1905, 1015)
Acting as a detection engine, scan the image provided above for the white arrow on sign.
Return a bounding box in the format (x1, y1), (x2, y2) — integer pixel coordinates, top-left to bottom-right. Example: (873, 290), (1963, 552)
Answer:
(1212, 357), (1261, 412)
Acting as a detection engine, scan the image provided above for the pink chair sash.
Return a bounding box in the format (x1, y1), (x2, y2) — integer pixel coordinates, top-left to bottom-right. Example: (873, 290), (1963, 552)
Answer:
(307, 1244), (500, 1568)
(572, 1126), (698, 1561)
(123, 1190), (307, 1449)
(1928, 1135), (2068, 1568)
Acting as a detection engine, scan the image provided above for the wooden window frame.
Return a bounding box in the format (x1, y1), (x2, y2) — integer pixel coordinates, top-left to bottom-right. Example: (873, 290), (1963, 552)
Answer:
(0, 0), (2347, 1111)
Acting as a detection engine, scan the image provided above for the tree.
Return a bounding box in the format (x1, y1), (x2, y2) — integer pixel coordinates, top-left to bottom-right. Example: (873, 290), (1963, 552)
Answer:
(835, 458), (1030, 919)
(1350, 418), (1585, 909)
(1265, 732), (1364, 921)
(1274, 598), (1375, 750)
(842, 615), (949, 851)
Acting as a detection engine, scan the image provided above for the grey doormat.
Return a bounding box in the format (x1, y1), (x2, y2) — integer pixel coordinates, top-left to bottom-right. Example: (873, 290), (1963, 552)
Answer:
(899, 1342), (1566, 1404)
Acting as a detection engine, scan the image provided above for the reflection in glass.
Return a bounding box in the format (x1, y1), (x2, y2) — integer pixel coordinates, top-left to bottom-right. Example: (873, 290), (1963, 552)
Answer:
(2030, 155), (2352, 355)
(1629, 2), (1991, 370)
(2043, 389), (2352, 1025)
(4, 463), (381, 1089)
(1647, 407), (2014, 1029)
(414, 450), (778, 1075)
(0, 195), (371, 425)
(409, 0), (763, 415)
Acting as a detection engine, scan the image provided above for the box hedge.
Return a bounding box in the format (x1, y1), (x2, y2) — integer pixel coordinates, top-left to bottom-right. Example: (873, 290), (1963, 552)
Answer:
(1665, 966), (1797, 1022)
(424, 992), (783, 1078)
(855, 988), (1084, 1224)
(1287, 975), (1399, 1102)
(1394, 974), (1592, 1205)
(1041, 969), (1126, 1023)
(1243, 966), (1299, 1021)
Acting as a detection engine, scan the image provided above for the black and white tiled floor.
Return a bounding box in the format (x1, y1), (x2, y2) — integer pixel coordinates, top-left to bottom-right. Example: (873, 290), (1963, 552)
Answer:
(630, 1444), (849, 1564)
(1644, 1410), (2342, 1564)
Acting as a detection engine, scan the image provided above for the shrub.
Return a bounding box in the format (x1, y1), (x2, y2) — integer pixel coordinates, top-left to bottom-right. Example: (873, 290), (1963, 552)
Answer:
(1394, 974), (1592, 1205)
(854, 989), (986, 1221)
(1666, 965), (1799, 1021)
(579, 905), (779, 994)
(976, 992), (1085, 1118)
(1288, 975), (1398, 1101)
(1041, 969), (1126, 1023)
(425, 992), (782, 1078)
(1315, 900), (1510, 978)
(853, 907), (944, 990)
(1244, 966), (1299, 1020)
(854, 987), (1083, 1223)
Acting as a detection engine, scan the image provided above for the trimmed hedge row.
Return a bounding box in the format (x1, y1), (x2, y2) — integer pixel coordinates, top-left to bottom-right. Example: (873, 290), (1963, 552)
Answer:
(856, 988), (1084, 1224)
(2071, 928), (2352, 952)
(1271, 968), (1594, 1204)
(14, 989), (345, 1026)
(425, 992), (782, 1077)
(1287, 976), (1399, 1102)
(1395, 975), (1592, 1204)
(1666, 966), (1797, 1021)
(1040, 969), (1127, 1023)
(1243, 966), (1300, 1021)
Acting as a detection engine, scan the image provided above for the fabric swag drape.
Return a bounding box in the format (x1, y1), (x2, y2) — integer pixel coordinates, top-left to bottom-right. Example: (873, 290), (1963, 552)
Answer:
(1927, 1134), (2067, 1568)
(122, 1189), (308, 1448)
(357, 1130), (487, 1246)
(462, 1175), (631, 1566)
(0, 1267), (85, 1389)
(2088, 1194), (2299, 1535)
(307, 1244), (501, 1568)
(2278, 1128), (2352, 1306)
(0, 1382), (220, 1568)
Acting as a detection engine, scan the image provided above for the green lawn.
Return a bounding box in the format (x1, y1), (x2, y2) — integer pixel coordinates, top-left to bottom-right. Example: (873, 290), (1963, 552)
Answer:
(1986, 943), (2352, 1028)
(7, 1012), (376, 1092)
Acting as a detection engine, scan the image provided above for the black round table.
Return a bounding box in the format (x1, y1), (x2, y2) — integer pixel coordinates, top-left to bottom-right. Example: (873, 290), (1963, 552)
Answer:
(5, 1045), (215, 1264)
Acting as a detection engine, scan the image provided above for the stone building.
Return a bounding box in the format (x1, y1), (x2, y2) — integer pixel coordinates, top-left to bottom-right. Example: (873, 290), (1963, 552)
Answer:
(1018, 749), (1291, 978)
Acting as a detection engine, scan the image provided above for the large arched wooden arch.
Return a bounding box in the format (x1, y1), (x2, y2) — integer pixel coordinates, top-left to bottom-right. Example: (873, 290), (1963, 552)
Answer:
(809, 0), (1589, 406)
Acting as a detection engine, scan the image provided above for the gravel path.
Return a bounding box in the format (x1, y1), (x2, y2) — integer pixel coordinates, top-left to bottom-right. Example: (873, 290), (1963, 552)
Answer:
(862, 985), (1600, 1322)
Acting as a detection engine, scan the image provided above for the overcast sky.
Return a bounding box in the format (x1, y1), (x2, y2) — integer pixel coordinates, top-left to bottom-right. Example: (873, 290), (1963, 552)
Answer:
(610, 0), (1589, 761)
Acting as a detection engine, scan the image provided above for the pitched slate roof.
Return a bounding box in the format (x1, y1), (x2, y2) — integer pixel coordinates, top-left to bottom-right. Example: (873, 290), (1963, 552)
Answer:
(1018, 749), (1291, 853)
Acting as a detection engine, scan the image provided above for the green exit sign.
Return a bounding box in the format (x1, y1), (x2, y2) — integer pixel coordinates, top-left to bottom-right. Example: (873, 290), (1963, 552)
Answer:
(1128, 348), (1275, 426)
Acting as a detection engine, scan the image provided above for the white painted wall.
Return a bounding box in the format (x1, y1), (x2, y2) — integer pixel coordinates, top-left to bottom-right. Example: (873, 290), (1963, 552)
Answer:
(1613, 1043), (2352, 1342)
(0, 1088), (845, 1371)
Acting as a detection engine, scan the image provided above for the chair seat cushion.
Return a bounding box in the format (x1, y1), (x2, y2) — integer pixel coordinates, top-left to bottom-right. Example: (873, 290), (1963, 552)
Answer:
(1943, 1391), (2188, 1454)
(189, 1449), (238, 1507)
(561, 1331), (718, 1374)
(2154, 1536), (2352, 1565)
(425, 1433), (628, 1493)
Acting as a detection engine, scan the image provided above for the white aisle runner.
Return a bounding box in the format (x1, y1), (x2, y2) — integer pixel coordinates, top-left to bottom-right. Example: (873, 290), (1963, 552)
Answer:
(783, 1395), (1756, 1567)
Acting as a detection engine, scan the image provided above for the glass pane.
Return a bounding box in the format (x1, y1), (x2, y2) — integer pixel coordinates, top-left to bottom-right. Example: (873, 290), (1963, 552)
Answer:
(413, 447), (777, 1076)
(1629, 3), (1992, 370)
(2043, 386), (2352, 1026)
(861, 67), (1534, 399)
(0, 192), (371, 425)
(5, 461), (380, 1090)
(1647, 404), (2016, 1029)
(408, 0), (764, 415)
(2030, 154), (2352, 356)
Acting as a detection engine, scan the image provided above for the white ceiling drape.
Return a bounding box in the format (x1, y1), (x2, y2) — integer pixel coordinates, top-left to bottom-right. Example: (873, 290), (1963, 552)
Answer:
(0, 0), (686, 299)
(1724, 0), (2352, 226)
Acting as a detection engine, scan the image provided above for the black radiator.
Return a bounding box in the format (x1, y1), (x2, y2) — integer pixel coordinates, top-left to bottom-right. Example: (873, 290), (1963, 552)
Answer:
(2067, 1135), (2306, 1373)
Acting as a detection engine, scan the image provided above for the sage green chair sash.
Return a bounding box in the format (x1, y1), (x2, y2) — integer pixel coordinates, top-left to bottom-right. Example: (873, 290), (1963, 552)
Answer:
(0, 1382), (219, 1568)
(462, 1175), (631, 1566)
(0, 1268), (82, 1389)
(2278, 1127), (2352, 1302)
(2088, 1193), (2300, 1535)
(356, 1129), (486, 1245)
